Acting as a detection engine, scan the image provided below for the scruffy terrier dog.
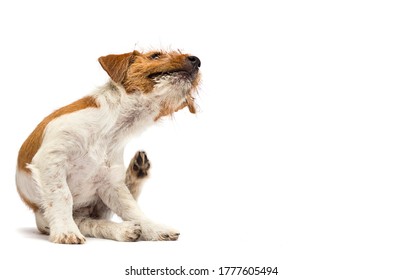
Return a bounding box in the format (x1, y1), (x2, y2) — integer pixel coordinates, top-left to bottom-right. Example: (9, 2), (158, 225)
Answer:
(16, 49), (201, 244)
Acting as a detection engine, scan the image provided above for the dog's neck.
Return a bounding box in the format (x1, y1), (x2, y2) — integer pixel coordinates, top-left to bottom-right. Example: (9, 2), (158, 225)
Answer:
(94, 81), (160, 147)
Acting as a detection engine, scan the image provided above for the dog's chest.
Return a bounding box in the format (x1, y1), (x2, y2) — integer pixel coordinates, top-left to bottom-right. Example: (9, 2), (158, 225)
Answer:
(67, 140), (122, 206)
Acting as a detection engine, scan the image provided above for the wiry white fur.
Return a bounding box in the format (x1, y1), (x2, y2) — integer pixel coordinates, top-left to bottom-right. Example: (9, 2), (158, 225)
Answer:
(16, 78), (189, 243)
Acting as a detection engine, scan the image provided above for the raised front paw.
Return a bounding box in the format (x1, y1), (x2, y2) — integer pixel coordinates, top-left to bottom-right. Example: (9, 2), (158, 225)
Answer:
(129, 151), (151, 179)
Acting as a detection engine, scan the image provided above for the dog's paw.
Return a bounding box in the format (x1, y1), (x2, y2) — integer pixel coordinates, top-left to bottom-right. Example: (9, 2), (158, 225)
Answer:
(130, 151), (151, 178)
(117, 221), (142, 242)
(140, 221), (180, 241)
(50, 231), (86, 244)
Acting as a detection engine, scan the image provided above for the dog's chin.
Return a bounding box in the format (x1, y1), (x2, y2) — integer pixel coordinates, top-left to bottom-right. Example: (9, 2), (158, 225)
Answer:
(163, 73), (198, 114)
(148, 69), (199, 116)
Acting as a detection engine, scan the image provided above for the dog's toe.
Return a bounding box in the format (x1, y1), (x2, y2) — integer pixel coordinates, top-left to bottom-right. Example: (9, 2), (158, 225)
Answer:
(118, 221), (142, 242)
(50, 232), (86, 244)
(140, 222), (180, 241)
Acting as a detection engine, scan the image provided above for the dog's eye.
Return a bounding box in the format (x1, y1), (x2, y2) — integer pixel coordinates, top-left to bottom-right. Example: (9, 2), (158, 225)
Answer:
(149, 52), (162, 60)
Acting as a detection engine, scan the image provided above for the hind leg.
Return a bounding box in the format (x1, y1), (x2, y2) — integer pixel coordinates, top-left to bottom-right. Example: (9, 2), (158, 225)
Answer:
(125, 151), (151, 201)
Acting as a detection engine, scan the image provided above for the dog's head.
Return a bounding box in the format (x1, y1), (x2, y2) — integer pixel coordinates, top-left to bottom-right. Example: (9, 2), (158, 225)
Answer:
(98, 50), (201, 119)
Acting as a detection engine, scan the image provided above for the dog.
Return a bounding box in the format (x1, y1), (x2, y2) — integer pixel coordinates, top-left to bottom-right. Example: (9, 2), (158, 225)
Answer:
(15, 49), (201, 244)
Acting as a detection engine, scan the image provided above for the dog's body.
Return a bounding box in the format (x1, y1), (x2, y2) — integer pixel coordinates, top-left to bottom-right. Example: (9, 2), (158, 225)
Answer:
(16, 50), (201, 244)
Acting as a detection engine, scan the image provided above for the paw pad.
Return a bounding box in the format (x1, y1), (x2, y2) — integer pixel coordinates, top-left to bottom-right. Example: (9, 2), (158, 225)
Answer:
(131, 151), (151, 178)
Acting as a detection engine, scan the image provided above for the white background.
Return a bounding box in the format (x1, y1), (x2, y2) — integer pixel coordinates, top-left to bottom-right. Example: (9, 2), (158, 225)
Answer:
(0, 0), (402, 279)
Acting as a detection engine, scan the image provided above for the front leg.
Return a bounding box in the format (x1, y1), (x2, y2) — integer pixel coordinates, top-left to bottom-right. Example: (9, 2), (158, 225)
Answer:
(97, 170), (179, 241)
(74, 216), (142, 242)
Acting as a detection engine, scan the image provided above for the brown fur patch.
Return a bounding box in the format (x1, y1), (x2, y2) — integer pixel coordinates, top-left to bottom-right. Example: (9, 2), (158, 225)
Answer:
(98, 51), (140, 84)
(17, 96), (99, 172)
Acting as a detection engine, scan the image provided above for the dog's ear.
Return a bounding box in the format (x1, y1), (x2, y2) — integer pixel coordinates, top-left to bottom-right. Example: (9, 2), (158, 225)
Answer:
(98, 51), (140, 84)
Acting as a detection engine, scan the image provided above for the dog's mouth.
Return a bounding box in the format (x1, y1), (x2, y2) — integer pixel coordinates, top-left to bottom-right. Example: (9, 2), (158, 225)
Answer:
(147, 68), (198, 80)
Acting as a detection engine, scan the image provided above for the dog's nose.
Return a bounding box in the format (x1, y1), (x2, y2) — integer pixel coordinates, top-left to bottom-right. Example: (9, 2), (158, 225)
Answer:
(187, 56), (201, 68)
